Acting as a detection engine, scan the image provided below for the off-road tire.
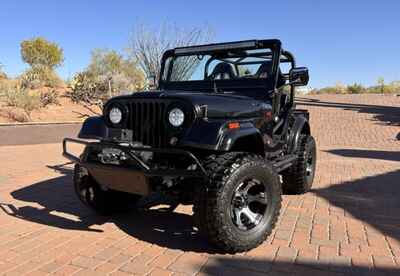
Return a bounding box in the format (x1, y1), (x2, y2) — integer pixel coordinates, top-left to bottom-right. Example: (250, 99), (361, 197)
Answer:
(282, 135), (316, 194)
(193, 153), (281, 253)
(73, 164), (140, 215)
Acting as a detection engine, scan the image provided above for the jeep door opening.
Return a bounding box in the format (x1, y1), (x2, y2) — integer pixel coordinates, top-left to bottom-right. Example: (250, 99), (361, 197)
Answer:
(63, 39), (316, 253)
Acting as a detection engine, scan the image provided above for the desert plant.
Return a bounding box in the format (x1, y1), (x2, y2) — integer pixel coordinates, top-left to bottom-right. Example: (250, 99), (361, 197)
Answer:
(19, 37), (64, 89)
(20, 37), (64, 69)
(316, 86), (341, 94)
(0, 62), (7, 80)
(69, 49), (145, 105)
(19, 66), (63, 89)
(39, 89), (60, 107)
(377, 77), (385, 93)
(88, 49), (144, 96)
(68, 71), (106, 105)
(347, 83), (365, 94)
(128, 22), (214, 86)
(4, 109), (29, 122)
(1, 81), (41, 119)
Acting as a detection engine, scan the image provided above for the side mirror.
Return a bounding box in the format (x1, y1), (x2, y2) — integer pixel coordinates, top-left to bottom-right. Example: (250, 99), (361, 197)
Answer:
(289, 67), (309, 86)
(147, 74), (157, 90)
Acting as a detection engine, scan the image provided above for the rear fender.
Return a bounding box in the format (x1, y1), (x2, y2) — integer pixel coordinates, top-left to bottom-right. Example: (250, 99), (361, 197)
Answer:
(288, 115), (310, 154)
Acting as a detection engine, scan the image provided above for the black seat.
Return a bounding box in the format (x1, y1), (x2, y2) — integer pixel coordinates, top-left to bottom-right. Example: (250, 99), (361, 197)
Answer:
(256, 61), (286, 87)
(256, 61), (274, 78)
(209, 62), (236, 80)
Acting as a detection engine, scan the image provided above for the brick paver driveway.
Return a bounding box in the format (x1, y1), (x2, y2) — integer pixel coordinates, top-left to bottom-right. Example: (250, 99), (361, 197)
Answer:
(0, 94), (399, 276)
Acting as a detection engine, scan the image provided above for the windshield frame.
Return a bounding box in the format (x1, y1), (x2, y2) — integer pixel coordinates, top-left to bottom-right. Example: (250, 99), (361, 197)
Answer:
(158, 39), (284, 93)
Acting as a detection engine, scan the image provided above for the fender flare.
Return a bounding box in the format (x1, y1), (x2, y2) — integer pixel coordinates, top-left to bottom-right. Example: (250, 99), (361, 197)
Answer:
(78, 116), (108, 140)
(288, 115), (310, 154)
(218, 122), (265, 156)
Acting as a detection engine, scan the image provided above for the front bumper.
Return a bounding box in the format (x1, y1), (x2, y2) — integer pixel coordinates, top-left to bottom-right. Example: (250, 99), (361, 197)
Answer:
(63, 138), (208, 196)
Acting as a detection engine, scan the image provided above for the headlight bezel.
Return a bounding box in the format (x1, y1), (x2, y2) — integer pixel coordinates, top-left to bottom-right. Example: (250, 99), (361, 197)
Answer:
(165, 102), (195, 130)
(104, 102), (128, 127)
(168, 107), (185, 127)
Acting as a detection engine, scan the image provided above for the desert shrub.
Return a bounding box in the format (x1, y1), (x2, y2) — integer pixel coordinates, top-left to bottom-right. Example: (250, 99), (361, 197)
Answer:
(0, 81), (41, 119)
(4, 109), (29, 122)
(39, 89), (59, 107)
(20, 37), (63, 69)
(19, 37), (64, 89)
(19, 66), (63, 89)
(364, 79), (399, 94)
(68, 71), (107, 105)
(69, 49), (144, 105)
(347, 83), (365, 94)
(88, 49), (145, 93)
(0, 72), (6, 80)
(316, 86), (341, 94)
(365, 86), (380, 94)
(306, 78), (400, 95)
(0, 63), (7, 80)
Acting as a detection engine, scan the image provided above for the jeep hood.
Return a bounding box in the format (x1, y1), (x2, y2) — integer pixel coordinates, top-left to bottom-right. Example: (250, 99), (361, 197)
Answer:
(112, 90), (272, 119)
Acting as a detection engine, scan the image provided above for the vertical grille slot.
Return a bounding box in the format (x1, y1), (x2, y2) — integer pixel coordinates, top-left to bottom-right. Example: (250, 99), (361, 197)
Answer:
(128, 100), (168, 147)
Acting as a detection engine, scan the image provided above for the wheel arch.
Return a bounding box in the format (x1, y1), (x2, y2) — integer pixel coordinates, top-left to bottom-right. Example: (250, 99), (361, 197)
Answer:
(288, 115), (311, 154)
(217, 123), (265, 156)
(229, 134), (265, 156)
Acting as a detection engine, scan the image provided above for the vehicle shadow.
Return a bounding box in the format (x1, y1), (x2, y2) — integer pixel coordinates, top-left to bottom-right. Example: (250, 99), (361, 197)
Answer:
(2, 163), (216, 253)
(200, 256), (400, 275)
(326, 149), (400, 162)
(314, 149), (400, 244)
(3, 150), (400, 255)
(295, 97), (400, 126)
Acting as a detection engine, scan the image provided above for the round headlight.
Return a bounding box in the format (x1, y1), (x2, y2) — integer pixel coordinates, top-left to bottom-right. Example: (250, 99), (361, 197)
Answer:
(168, 108), (185, 127)
(109, 107), (122, 124)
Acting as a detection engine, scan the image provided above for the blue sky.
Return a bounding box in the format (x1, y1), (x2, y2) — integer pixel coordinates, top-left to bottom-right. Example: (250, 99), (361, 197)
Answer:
(1, 0), (399, 88)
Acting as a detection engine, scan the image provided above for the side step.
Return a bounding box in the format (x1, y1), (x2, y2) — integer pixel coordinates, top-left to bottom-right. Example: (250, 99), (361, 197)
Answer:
(272, 154), (297, 172)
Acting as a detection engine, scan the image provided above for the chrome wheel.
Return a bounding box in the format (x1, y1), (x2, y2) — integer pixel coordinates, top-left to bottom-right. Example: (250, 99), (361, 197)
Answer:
(230, 178), (268, 231)
(305, 140), (316, 183)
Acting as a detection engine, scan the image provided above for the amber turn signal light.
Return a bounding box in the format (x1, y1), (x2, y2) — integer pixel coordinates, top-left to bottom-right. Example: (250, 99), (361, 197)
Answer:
(228, 122), (240, 129)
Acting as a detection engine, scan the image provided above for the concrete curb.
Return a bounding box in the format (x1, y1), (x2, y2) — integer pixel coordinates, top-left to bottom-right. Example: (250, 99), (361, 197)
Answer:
(0, 121), (83, 127)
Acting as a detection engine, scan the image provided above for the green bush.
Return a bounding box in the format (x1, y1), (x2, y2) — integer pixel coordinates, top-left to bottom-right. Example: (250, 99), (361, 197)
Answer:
(19, 37), (64, 89)
(313, 80), (399, 95)
(316, 86), (344, 94)
(69, 49), (144, 105)
(68, 71), (107, 105)
(347, 83), (365, 94)
(19, 66), (63, 89)
(20, 37), (64, 69)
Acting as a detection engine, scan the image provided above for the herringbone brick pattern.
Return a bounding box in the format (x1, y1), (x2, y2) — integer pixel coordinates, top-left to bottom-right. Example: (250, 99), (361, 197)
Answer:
(0, 94), (399, 275)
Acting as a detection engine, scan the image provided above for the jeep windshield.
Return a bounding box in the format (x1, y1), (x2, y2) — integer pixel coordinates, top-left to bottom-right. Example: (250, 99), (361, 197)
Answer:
(159, 40), (283, 93)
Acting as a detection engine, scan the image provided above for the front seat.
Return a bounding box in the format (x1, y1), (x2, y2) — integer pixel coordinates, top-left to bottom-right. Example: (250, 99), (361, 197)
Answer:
(209, 62), (236, 80)
(256, 61), (286, 87)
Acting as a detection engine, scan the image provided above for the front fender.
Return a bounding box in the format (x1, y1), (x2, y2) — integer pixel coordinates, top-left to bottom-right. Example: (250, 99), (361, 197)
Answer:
(78, 116), (133, 142)
(78, 116), (108, 140)
(217, 122), (264, 153)
(180, 120), (264, 155)
(179, 119), (225, 150)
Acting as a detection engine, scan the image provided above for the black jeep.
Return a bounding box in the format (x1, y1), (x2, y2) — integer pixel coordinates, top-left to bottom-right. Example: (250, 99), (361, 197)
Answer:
(63, 39), (316, 253)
